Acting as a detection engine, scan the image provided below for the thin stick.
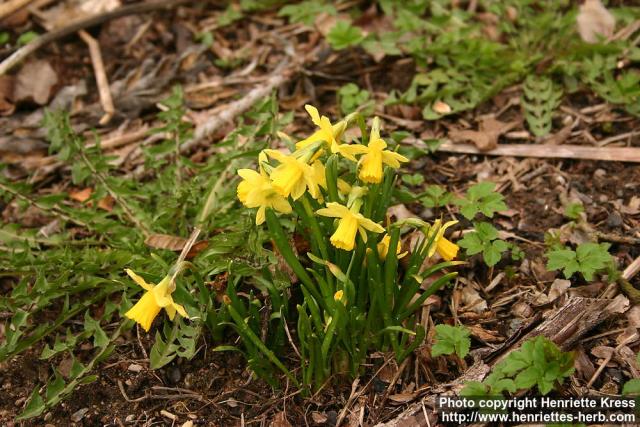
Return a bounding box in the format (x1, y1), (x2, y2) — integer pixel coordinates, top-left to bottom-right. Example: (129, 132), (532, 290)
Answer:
(180, 61), (292, 153)
(434, 141), (640, 163)
(0, 0), (35, 20)
(623, 255), (640, 281)
(0, 0), (195, 75)
(78, 30), (115, 125)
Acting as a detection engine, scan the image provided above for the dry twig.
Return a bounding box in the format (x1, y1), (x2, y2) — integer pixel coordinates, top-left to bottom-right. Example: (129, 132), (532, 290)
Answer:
(78, 30), (115, 125)
(436, 141), (640, 163)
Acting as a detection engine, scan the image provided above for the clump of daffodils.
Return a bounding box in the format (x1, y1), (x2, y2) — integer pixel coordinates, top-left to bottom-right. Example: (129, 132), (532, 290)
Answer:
(234, 106), (462, 389)
(237, 105), (458, 258)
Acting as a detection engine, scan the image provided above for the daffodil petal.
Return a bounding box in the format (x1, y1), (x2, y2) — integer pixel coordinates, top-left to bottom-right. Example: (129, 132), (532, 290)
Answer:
(125, 269), (153, 291)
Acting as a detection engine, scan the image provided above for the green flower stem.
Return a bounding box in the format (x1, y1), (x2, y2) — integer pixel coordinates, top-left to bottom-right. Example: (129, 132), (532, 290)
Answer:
(301, 195), (331, 262)
(227, 304), (298, 386)
(265, 209), (323, 303)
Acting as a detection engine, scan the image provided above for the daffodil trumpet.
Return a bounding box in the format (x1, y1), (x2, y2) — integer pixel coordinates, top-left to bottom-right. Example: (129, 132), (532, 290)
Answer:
(124, 268), (189, 332)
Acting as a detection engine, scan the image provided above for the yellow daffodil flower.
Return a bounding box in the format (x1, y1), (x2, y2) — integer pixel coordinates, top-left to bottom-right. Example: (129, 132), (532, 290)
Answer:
(296, 105), (366, 161)
(377, 234), (408, 260)
(334, 290), (344, 302)
(263, 149), (321, 200)
(428, 219), (459, 261)
(237, 168), (292, 225)
(358, 117), (409, 184)
(124, 269), (188, 332)
(317, 202), (384, 251)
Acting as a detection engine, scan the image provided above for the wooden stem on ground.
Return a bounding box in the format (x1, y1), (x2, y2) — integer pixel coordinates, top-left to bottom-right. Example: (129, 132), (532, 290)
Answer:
(435, 141), (640, 163)
(78, 30), (115, 125)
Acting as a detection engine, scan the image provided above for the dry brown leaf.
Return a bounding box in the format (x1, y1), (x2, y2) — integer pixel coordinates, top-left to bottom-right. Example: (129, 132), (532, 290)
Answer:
(449, 116), (520, 151)
(310, 412), (328, 425)
(389, 393), (417, 404)
(621, 196), (640, 215)
(69, 187), (93, 203)
(591, 345), (615, 359)
(605, 294), (630, 314)
(574, 347), (596, 381)
(627, 306), (640, 328)
(616, 326), (639, 346)
(0, 76), (15, 116)
(270, 411), (292, 427)
(467, 324), (503, 343)
(577, 0), (615, 44)
(97, 195), (115, 212)
(145, 234), (188, 251)
(547, 279), (571, 302)
(14, 60), (58, 105)
(460, 285), (488, 313)
(432, 100), (452, 114)
(387, 204), (417, 221)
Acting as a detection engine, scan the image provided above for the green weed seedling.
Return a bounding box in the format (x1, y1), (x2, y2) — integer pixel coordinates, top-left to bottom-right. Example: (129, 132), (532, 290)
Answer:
(458, 222), (510, 267)
(431, 324), (471, 359)
(455, 182), (508, 221)
(546, 242), (613, 281)
(420, 185), (452, 209)
(462, 336), (575, 397)
(327, 20), (365, 50)
(278, 1), (336, 26)
(337, 83), (373, 116)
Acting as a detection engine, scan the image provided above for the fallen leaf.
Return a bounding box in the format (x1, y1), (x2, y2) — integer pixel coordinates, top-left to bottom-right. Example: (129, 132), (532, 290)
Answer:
(574, 347), (596, 381)
(97, 195), (115, 212)
(69, 187), (93, 203)
(620, 196), (640, 215)
(467, 324), (503, 343)
(616, 326), (639, 347)
(389, 393), (417, 404)
(591, 345), (614, 359)
(0, 76), (15, 116)
(387, 204), (418, 221)
(310, 412), (328, 425)
(270, 411), (292, 427)
(605, 294), (630, 314)
(627, 306), (640, 328)
(460, 285), (488, 313)
(449, 116), (520, 151)
(547, 279), (571, 302)
(14, 60), (58, 105)
(145, 234), (188, 251)
(577, 0), (615, 44)
(432, 100), (452, 114)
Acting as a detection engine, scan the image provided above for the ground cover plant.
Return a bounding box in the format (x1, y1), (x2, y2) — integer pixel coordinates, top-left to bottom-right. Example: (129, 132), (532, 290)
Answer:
(0, 0), (639, 425)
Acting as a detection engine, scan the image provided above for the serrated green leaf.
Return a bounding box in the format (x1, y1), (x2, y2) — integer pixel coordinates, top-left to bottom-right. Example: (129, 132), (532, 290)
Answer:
(17, 389), (45, 420)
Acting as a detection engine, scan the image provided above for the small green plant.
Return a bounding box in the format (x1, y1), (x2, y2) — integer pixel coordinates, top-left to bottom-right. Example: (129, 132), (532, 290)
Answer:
(17, 31), (38, 46)
(564, 202), (584, 220)
(546, 242), (613, 281)
(195, 31), (214, 48)
(458, 222), (510, 267)
(521, 75), (562, 137)
(337, 83), (372, 115)
(462, 336), (575, 397)
(326, 21), (365, 50)
(623, 353), (640, 395)
(420, 185), (452, 208)
(401, 173), (425, 187)
(454, 182), (507, 221)
(278, 1), (336, 25)
(431, 324), (471, 359)
(0, 32), (9, 45)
